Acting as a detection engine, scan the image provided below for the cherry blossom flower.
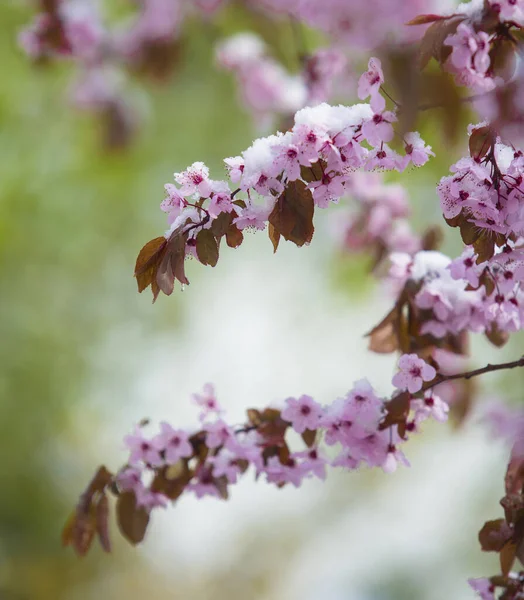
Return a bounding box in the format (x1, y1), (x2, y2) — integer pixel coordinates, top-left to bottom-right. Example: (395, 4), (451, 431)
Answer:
(281, 394), (324, 434)
(124, 426), (163, 467)
(392, 354), (437, 393)
(154, 422), (193, 463)
(468, 578), (495, 600)
(192, 383), (224, 422)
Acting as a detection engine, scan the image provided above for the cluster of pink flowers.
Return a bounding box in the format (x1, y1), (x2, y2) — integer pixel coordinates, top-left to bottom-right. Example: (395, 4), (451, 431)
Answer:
(253, 0), (435, 49)
(117, 359), (446, 511)
(487, 0), (524, 25)
(216, 33), (350, 127)
(444, 22), (495, 92)
(388, 237), (524, 341)
(338, 172), (421, 260)
(16, 0), (230, 139)
(160, 59), (433, 244)
(438, 129), (524, 238)
(215, 33), (308, 127)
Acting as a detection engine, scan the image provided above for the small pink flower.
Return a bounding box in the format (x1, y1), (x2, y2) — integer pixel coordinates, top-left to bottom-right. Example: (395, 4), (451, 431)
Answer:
(154, 422), (193, 464)
(209, 448), (245, 483)
(392, 354), (436, 393)
(412, 393), (449, 423)
(382, 443), (410, 473)
(281, 394), (324, 434)
(117, 466), (143, 492)
(135, 487), (169, 511)
(204, 419), (234, 449)
(468, 578), (495, 600)
(174, 162), (212, 198)
(124, 426), (163, 467)
(192, 383), (224, 422)
(358, 57), (384, 110)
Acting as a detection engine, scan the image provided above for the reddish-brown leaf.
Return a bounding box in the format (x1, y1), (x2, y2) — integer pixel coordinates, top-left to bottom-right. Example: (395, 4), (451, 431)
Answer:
(421, 225), (444, 251)
(300, 161), (324, 183)
(210, 212), (233, 237)
(500, 542), (517, 576)
(134, 236), (168, 294)
(486, 322), (509, 348)
(116, 491), (150, 545)
(268, 223), (280, 253)
(156, 228), (189, 297)
(406, 14), (449, 26)
(225, 222), (243, 248)
(380, 391), (411, 439)
(469, 126), (494, 161)
(366, 305), (400, 354)
(473, 233), (496, 263)
(301, 429), (317, 448)
(418, 16), (464, 68)
(95, 493), (111, 553)
(479, 519), (512, 552)
(269, 180), (315, 247)
(460, 220), (481, 246)
(196, 229), (219, 267)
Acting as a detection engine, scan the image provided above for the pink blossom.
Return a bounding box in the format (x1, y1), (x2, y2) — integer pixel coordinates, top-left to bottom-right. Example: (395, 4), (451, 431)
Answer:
(192, 383), (224, 422)
(361, 111), (396, 146)
(233, 201), (273, 230)
(124, 426), (163, 467)
(204, 419), (234, 448)
(174, 162), (213, 198)
(154, 422), (193, 463)
(357, 58), (385, 112)
(209, 448), (245, 483)
(392, 354), (436, 393)
(281, 394), (324, 434)
(293, 448), (328, 480)
(468, 578), (495, 600)
(412, 393), (449, 423)
(263, 455), (306, 488)
(117, 466), (143, 492)
(135, 487), (169, 511)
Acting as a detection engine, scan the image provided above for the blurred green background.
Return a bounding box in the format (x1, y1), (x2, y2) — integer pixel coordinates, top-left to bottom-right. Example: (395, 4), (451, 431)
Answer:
(1, 2), (519, 599)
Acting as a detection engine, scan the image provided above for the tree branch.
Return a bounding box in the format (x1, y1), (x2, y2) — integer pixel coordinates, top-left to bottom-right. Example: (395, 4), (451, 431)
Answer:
(423, 356), (524, 392)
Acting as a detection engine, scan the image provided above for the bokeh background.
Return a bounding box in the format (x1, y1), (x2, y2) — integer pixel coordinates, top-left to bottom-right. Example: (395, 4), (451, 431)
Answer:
(1, 1), (522, 598)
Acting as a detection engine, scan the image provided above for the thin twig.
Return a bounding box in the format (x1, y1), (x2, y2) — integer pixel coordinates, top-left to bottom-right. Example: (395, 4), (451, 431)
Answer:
(423, 355), (524, 392)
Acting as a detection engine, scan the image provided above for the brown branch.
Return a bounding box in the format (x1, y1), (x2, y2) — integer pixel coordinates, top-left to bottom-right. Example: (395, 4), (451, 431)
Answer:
(423, 355), (524, 392)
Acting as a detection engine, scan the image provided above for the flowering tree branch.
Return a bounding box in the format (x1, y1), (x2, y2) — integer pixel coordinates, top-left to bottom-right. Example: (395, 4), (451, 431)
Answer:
(19, 0), (524, 597)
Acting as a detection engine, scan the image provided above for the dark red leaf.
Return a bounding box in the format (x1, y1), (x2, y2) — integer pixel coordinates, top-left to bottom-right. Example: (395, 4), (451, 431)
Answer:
(268, 223), (280, 253)
(479, 519), (512, 552)
(469, 126), (494, 161)
(268, 180), (315, 247)
(95, 493), (111, 553)
(116, 491), (150, 545)
(301, 429), (317, 448)
(500, 542), (517, 576)
(406, 14), (449, 26)
(196, 229), (219, 267)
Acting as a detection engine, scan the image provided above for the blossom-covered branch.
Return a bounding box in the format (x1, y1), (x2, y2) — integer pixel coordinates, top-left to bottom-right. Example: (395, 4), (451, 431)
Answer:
(134, 58), (434, 301)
